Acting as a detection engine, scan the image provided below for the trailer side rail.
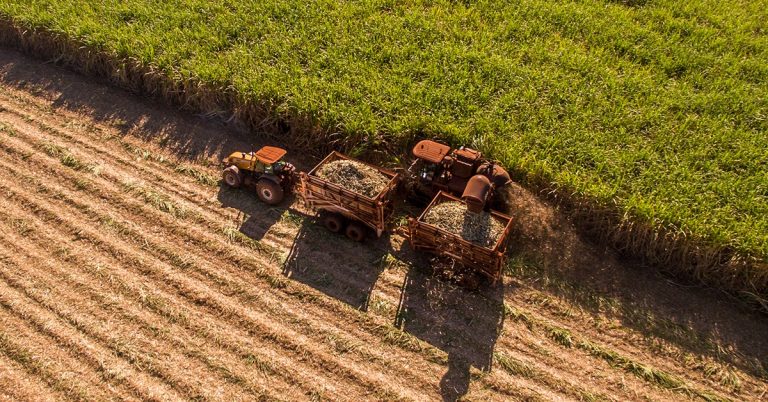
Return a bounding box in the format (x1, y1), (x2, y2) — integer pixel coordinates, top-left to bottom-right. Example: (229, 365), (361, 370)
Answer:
(407, 191), (513, 282)
(299, 151), (400, 237)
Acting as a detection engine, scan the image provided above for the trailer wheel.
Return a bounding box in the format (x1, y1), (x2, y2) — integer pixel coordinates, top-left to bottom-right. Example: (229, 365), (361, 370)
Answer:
(322, 213), (345, 233)
(222, 166), (242, 188)
(345, 222), (367, 242)
(256, 179), (284, 205)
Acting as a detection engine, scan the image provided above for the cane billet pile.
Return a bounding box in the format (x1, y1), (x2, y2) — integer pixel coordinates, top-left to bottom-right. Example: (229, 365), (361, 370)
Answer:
(315, 160), (389, 199)
(422, 201), (505, 248)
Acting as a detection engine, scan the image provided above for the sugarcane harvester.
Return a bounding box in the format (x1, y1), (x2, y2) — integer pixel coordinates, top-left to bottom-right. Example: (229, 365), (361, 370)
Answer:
(407, 140), (511, 212)
(404, 140), (513, 286)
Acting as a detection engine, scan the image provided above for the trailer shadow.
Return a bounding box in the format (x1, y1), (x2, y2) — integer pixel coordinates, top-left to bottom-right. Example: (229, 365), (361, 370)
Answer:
(282, 218), (389, 311)
(395, 262), (506, 402)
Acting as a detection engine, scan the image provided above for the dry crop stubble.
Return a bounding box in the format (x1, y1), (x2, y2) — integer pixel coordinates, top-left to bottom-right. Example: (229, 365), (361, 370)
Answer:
(0, 120), (728, 402)
(0, 111), (456, 400)
(0, 162), (383, 401)
(0, 109), (624, 398)
(0, 98), (744, 402)
(0, 105), (450, 400)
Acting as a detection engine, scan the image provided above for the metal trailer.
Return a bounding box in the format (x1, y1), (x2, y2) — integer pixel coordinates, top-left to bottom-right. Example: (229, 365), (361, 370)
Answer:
(299, 151), (401, 240)
(406, 191), (513, 283)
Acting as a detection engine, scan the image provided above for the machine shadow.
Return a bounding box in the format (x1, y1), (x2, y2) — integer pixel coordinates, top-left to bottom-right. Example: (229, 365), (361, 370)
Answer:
(395, 262), (506, 402)
(216, 184), (286, 241)
(282, 218), (390, 311)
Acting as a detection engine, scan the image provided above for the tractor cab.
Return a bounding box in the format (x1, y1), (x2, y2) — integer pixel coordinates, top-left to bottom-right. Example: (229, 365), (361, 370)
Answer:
(224, 146), (287, 173)
(221, 146), (295, 205)
(411, 139), (450, 182)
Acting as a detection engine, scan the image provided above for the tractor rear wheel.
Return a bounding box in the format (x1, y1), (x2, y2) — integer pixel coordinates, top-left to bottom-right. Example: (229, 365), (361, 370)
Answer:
(345, 222), (367, 242)
(256, 179), (284, 205)
(222, 166), (242, 188)
(322, 213), (345, 233)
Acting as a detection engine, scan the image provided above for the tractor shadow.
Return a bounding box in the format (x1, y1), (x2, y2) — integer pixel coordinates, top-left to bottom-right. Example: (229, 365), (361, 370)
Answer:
(216, 184), (287, 241)
(395, 260), (506, 402)
(282, 217), (390, 311)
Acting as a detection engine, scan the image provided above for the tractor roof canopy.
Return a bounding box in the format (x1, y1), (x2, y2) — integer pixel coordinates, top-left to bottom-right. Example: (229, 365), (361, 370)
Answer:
(254, 146), (287, 164)
(413, 140), (451, 164)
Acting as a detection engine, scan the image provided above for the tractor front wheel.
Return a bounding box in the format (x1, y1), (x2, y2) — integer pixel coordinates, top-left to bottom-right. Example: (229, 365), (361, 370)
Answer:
(222, 166), (242, 188)
(256, 179), (284, 205)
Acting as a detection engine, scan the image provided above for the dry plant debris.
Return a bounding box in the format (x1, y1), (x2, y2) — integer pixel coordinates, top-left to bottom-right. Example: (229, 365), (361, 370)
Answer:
(423, 201), (505, 247)
(315, 160), (389, 198)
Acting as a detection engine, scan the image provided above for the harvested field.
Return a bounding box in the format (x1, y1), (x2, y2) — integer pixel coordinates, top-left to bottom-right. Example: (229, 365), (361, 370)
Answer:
(0, 49), (767, 401)
(315, 159), (389, 199)
(423, 201), (506, 248)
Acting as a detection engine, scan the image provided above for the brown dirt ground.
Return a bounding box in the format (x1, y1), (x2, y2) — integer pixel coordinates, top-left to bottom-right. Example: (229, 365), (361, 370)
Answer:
(0, 46), (766, 401)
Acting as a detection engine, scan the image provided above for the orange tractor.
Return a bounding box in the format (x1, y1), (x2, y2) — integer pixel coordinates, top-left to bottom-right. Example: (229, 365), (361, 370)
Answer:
(221, 146), (296, 205)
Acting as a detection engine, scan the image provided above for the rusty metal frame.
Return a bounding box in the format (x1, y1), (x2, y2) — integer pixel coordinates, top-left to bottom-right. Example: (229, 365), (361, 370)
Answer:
(299, 151), (401, 237)
(407, 191), (513, 283)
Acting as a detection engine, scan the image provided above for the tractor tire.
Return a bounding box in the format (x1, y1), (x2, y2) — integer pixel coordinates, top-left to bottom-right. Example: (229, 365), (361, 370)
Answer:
(345, 222), (367, 242)
(222, 166), (242, 188)
(322, 213), (345, 233)
(256, 179), (284, 205)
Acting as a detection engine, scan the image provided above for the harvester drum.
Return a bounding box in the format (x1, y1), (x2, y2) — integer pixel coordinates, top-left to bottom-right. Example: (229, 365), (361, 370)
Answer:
(462, 175), (492, 213)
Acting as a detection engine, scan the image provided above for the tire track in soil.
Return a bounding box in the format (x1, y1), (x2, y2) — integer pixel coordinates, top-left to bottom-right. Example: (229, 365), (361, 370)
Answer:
(0, 92), (648, 402)
(0, 99), (560, 400)
(0, 115), (672, 402)
(0, 187), (380, 400)
(0, 224), (329, 402)
(0, 113), (584, 402)
(498, 293), (739, 400)
(0, 88), (231, 219)
(0, 186), (358, 402)
(0, 87), (460, 346)
(0, 118), (426, 400)
(0, 137), (592, 402)
(0, 141), (420, 398)
(0, 235), (251, 401)
(0, 94), (725, 400)
(0, 282), (159, 402)
(0, 109), (599, 401)
(0, 305), (118, 402)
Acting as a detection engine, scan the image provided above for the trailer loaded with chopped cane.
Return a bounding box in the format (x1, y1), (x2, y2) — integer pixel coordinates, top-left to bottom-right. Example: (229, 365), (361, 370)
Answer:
(222, 140), (514, 288)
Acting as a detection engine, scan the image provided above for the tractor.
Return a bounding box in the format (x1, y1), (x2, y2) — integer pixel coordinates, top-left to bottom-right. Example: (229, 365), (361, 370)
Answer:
(221, 146), (296, 205)
(408, 140), (511, 212)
